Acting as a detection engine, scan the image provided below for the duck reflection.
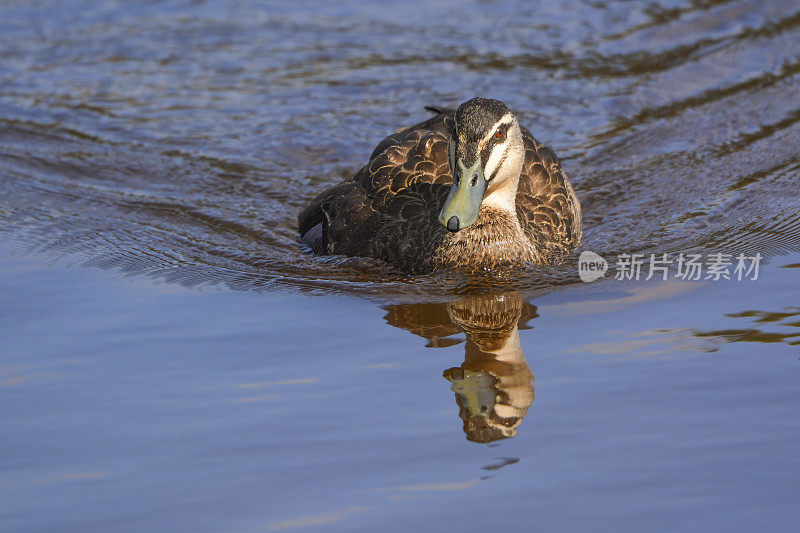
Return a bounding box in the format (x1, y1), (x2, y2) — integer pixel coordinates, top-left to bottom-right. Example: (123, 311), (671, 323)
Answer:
(383, 293), (537, 443)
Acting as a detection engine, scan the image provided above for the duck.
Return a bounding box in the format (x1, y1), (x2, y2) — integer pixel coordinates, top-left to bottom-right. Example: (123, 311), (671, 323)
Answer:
(298, 97), (582, 274)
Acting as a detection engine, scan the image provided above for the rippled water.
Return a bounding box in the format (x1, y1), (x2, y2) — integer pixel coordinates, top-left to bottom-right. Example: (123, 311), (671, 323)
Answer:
(2, 0), (800, 531)
(2, 0), (799, 294)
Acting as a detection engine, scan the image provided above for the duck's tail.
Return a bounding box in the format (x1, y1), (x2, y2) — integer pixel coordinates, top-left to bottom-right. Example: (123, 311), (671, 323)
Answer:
(423, 105), (455, 116)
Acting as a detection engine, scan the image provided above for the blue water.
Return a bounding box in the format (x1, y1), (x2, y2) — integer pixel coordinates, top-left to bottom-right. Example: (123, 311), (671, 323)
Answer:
(2, 0), (800, 530)
(2, 254), (799, 531)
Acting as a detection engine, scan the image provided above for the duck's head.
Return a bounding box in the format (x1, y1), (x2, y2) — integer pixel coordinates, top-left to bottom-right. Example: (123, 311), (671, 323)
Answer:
(439, 97), (526, 232)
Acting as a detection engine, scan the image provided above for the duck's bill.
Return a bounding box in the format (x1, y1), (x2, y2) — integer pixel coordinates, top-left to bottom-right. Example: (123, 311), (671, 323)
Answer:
(438, 161), (487, 232)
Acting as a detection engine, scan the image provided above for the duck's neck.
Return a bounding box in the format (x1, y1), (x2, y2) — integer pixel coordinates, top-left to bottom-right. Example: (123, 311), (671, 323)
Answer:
(465, 328), (524, 365)
(481, 175), (519, 217)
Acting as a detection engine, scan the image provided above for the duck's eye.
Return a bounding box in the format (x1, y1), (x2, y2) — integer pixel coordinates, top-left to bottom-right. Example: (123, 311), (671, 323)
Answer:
(494, 127), (505, 139)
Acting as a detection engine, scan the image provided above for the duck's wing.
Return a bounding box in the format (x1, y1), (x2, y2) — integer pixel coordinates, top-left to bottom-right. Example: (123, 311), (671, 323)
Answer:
(515, 129), (583, 258)
(298, 108), (455, 269)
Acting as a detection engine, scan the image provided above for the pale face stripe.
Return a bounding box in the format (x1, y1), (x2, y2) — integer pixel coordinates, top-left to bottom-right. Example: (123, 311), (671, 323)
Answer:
(454, 113), (514, 171)
(478, 113), (514, 179)
(479, 113), (514, 146)
(485, 143), (510, 182)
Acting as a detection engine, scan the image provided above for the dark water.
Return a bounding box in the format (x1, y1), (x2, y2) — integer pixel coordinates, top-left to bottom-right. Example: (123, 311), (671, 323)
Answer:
(1, 0), (800, 530)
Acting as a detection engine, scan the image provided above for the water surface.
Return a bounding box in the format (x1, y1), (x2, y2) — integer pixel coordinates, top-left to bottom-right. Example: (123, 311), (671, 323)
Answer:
(1, 0), (800, 530)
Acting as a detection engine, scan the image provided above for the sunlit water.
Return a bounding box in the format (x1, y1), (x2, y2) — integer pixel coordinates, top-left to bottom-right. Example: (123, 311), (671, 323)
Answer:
(1, 0), (799, 530)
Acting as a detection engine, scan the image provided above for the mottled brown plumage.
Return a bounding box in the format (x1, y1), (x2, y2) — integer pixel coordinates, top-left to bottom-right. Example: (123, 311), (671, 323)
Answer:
(298, 101), (581, 274)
